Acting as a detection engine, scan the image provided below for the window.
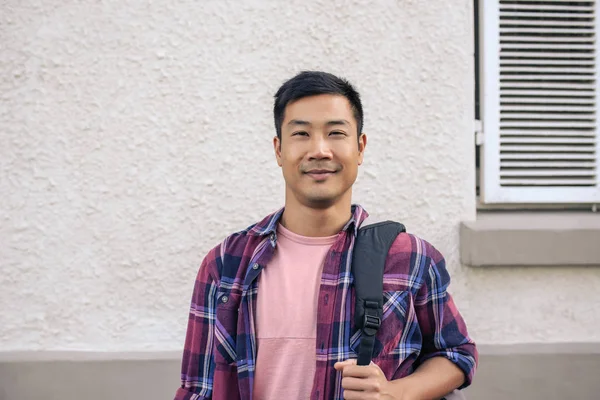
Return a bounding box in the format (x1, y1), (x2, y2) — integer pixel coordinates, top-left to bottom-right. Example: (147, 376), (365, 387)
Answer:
(477, 0), (600, 204)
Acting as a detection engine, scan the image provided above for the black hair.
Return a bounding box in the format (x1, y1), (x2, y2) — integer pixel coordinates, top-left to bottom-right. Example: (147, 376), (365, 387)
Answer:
(273, 71), (363, 141)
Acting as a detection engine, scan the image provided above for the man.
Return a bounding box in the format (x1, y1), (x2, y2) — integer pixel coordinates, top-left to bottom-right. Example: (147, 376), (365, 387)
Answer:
(174, 71), (477, 400)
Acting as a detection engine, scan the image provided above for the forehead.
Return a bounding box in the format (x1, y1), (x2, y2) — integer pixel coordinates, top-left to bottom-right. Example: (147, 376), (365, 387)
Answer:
(282, 94), (356, 127)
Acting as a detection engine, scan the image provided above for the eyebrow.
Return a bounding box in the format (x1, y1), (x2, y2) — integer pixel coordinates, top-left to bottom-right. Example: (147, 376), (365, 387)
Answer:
(287, 119), (351, 127)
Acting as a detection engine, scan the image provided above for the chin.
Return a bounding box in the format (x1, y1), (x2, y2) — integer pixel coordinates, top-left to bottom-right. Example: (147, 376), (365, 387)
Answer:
(302, 192), (340, 208)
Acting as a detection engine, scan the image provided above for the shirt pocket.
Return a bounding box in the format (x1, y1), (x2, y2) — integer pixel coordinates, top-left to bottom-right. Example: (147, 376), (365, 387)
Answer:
(350, 290), (410, 359)
(214, 289), (242, 365)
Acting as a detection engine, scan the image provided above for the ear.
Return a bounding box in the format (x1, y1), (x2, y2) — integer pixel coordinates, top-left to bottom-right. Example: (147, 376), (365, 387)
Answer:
(357, 133), (367, 166)
(273, 136), (283, 167)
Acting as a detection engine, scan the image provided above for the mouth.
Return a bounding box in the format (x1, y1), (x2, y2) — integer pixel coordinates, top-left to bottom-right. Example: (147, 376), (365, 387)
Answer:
(305, 169), (337, 181)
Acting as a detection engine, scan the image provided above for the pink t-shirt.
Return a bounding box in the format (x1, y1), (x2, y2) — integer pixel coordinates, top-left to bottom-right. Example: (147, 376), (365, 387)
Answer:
(253, 224), (338, 400)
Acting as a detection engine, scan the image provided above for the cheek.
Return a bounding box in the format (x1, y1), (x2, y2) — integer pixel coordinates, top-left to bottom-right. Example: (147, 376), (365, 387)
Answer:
(344, 164), (359, 180)
(281, 149), (304, 167)
(339, 150), (361, 167)
(333, 143), (359, 158)
(280, 157), (300, 179)
(341, 157), (360, 179)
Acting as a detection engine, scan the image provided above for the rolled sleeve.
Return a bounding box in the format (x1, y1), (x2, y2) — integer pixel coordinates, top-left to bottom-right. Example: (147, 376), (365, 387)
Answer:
(174, 247), (221, 400)
(414, 244), (478, 388)
(175, 387), (211, 400)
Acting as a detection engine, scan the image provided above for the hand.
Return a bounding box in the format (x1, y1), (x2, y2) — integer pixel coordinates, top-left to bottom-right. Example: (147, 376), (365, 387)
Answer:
(334, 359), (404, 400)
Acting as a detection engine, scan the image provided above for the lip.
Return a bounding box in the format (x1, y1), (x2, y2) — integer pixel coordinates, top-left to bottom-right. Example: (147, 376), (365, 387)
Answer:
(305, 170), (336, 180)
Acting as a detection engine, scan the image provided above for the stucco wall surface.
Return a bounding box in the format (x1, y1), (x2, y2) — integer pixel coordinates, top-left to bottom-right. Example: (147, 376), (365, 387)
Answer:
(1, 0), (598, 351)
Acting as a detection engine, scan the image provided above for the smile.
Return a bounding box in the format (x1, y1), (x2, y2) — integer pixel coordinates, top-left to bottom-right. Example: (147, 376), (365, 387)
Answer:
(305, 170), (337, 180)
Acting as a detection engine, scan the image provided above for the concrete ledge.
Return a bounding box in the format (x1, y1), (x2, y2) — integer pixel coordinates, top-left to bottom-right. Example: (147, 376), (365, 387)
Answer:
(0, 355), (180, 400)
(466, 349), (600, 400)
(460, 212), (600, 267)
(0, 350), (181, 362)
(1, 343), (600, 400)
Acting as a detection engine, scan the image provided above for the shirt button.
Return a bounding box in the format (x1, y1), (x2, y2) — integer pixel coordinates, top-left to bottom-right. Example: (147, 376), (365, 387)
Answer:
(221, 295), (229, 303)
(252, 263), (259, 270)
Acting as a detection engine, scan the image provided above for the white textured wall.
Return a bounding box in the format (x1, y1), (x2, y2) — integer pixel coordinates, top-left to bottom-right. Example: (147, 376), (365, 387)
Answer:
(1, 0), (598, 352)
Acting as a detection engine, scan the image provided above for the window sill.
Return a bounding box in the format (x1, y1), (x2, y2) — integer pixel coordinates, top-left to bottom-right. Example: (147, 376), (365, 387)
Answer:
(460, 211), (600, 267)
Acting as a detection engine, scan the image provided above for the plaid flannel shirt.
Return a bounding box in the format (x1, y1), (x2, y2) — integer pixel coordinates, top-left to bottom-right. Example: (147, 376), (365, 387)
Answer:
(175, 205), (478, 400)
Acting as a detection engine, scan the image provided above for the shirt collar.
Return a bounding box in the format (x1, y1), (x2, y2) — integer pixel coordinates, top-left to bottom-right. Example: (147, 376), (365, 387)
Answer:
(247, 204), (369, 237)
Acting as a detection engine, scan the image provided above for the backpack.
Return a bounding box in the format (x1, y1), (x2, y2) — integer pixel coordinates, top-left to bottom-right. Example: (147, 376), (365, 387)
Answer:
(352, 218), (466, 400)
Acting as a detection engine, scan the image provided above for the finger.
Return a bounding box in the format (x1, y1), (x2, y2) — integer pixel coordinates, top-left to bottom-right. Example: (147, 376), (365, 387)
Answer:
(369, 361), (385, 376)
(334, 359), (357, 371)
(341, 376), (367, 391)
(342, 389), (366, 400)
(342, 364), (376, 378)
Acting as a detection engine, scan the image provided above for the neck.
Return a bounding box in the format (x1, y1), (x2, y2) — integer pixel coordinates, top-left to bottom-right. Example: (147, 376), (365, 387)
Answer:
(280, 193), (353, 237)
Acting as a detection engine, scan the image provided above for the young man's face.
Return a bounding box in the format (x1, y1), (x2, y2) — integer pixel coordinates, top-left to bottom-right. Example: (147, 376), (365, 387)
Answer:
(274, 94), (366, 208)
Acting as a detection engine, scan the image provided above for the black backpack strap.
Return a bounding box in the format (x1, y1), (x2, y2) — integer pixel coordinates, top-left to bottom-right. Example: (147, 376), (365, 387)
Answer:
(352, 218), (406, 366)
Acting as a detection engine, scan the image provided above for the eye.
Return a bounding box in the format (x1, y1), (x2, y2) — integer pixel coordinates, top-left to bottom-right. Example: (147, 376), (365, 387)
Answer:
(292, 131), (309, 137)
(330, 131), (346, 136)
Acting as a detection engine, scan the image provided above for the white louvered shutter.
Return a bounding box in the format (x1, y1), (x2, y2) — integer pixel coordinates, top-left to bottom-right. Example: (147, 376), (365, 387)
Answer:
(480, 0), (600, 203)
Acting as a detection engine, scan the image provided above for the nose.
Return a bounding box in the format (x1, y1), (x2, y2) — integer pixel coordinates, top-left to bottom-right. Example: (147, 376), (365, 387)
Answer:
(308, 135), (333, 160)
